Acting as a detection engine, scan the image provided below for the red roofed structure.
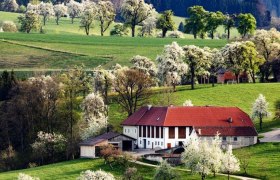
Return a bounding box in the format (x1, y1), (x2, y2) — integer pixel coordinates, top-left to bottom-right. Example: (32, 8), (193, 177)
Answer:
(122, 106), (258, 149)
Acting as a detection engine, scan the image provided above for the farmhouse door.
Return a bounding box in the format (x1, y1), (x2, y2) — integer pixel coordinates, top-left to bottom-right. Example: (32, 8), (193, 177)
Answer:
(167, 143), (171, 149)
(144, 139), (147, 149)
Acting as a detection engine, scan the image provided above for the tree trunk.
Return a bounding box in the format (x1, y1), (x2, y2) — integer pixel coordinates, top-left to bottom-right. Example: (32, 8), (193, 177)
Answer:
(228, 172), (230, 180)
(56, 16), (59, 25)
(227, 28), (230, 39)
(131, 25), (135, 37)
(194, 33), (197, 39)
(191, 65), (195, 90)
(235, 73), (239, 83)
(162, 29), (167, 38)
(259, 114), (263, 131)
(43, 16), (46, 26)
(212, 75), (215, 87)
(211, 31), (214, 39)
(71, 17), (74, 24)
(100, 21), (104, 36)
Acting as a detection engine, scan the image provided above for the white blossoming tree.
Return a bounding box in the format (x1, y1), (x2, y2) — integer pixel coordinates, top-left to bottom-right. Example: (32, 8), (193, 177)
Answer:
(221, 146), (240, 180)
(2, 0), (18, 12)
(18, 173), (39, 180)
(130, 55), (157, 77)
(53, 4), (67, 25)
(208, 48), (224, 87)
(183, 99), (193, 106)
(183, 45), (210, 89)
(95, 0), (116, 36)
(220, 42), (244, 83)
(67, 0), (83, 24)
(93, 68), (115, 104)
(26, 3), (39, 13)
(121, 0), (156, 37)
(157, 42), (188, 91)
(77, 170), (115, 180)
(182, 138), (212, 180)
(80, 93), (108, 140)
(182, 135), (230, 180)
(252, 28), (280, 81)
(31, 131), (66, 164)
(39, 2), (54, 26)
(80, 1), (97, 35)
(140, 16), (157, 37)
(252, 94), (270, 131)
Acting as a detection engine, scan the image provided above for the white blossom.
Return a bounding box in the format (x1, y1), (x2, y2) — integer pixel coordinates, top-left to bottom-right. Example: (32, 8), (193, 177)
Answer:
(67, 0), (83, 23)
(140, 16), (157, 36)
(157, 42), (188, 87)
(81, 92), (107, 121)
(221, 146), (240, 175)
(167, 30), (185, 38)
(39, 2), (54, 25)
(121, 0), (157, 37)
(54, 4), (68, 25)
(18, 173), (39, 180)
(26, 3), (39, 13)
(183, 99), (193, 106)
(130, 55), (157, 77)
(77, 170), (115, 180)
(252, 94), (270, 118)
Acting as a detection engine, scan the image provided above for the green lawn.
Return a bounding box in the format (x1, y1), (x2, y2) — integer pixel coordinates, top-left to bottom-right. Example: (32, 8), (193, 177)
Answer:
(0, 158), (234, 180)
(234, 143), (280, 180)
(0, 33), (227, 69)
(109, 83), (280, 132)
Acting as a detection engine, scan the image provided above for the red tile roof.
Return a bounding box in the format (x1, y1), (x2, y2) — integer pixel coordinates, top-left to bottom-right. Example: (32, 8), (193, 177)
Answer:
(122, 106), (257, 136)
(195, 126), (258, 136)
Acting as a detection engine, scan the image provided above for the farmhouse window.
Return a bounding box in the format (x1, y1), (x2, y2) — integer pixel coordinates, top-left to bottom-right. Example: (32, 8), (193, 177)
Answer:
(156, 127), (160, 138)
(222, 137), (226, 141)
(152, 126), (154, 138)
(147, 126), (150, 138)
(234, 137), (238, 141)
(178, 127), (186, 138)
(139, 126), (142, 137)
(169, 127), (175, 139)
(143, 126), (146, 137)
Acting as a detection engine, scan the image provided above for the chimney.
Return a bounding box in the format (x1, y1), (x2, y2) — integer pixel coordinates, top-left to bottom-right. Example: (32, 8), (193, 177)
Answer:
(228, 117), (233, 123)
(147, 105), (152, 110)
(198, 129), (201, 135)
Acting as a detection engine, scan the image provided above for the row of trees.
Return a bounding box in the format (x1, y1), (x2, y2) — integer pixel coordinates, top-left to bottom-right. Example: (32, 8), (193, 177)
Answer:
(185, 6), (256, 39)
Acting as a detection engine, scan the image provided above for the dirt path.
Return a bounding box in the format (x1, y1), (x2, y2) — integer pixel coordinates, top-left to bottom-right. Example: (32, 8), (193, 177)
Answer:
(260, 128), (280, 142)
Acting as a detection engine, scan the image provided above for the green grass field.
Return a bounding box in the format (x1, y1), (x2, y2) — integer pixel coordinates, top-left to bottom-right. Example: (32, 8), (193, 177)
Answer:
(109, 83), (280, 132)
(0, 33), (227, 69)
(0, 143), (278, 179)
(234, 143), (280, 179)
(0, 158), (235, 180)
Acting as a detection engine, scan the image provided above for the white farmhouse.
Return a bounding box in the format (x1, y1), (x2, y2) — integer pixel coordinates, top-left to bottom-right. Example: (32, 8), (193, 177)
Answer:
(122, 106), (258, 149)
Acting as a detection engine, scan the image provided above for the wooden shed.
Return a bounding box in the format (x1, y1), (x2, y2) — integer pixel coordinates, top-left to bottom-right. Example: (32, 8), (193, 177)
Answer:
(79, 132), (136, 158)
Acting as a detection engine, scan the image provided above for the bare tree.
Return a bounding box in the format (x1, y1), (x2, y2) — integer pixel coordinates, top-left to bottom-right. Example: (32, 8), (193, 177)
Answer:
(113, 68), (154, 116)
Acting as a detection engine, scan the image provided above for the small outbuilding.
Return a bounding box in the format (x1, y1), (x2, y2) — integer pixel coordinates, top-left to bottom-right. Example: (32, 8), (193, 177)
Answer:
(79, 132), (136, 158)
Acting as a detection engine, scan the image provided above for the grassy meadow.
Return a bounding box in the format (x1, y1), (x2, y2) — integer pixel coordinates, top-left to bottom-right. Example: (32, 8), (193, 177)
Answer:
(0, 11), (231, 71)
(234, 143), (280, 179)
(0, 158), (236, 180)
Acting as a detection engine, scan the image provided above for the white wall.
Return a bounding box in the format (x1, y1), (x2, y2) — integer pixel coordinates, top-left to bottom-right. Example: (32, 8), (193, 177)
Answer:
(80, 146), (95, 158)
(164, 127), (197, 149)
(123, 126), (138, 139)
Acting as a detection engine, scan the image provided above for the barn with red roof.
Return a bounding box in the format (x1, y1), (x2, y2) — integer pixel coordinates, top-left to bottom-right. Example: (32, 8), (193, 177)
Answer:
(122, 106), (258, 149)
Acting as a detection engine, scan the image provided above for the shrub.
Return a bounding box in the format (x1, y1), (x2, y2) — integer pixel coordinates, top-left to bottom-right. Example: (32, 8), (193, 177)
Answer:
(110, 24), (128, 36)
(2, 21), (17, 32)
(17, 173), (39, 180)
(100, 144), (121, 169)
(77, 170), (115, 180)
(123, 167), (142, 180)
(18, 5), (26, 13)
(167, 30), (185, 38)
